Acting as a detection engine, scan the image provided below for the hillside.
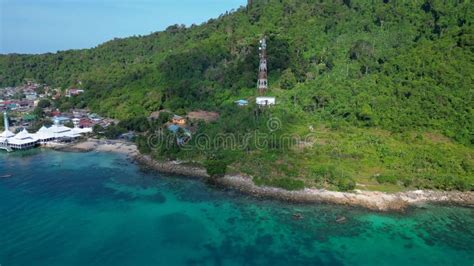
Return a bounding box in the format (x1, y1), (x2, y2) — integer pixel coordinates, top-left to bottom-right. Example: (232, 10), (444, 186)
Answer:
(1, 0), (473, 191)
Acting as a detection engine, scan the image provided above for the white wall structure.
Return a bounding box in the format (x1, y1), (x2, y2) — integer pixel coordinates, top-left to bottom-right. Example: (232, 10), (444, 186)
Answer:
(256, 97), (276, 106)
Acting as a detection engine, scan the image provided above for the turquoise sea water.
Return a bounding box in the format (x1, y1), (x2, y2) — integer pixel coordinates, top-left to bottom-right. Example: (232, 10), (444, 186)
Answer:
(0, 150), (472, 266)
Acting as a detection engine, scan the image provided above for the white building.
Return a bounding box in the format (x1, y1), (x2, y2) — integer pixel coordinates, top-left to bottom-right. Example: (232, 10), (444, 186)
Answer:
(72, 118), (80, 127)
(1, 112), (38, 150)
(7, 129), (38, 149)
(256, 97), (276, 106)
(1, 113), (93, 152)
(32, 118), (92, 143)
(34, 126), (56, 144)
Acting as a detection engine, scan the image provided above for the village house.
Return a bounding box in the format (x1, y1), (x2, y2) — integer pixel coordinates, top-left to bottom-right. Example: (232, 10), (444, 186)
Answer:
(79, 118), (94, 128)
(172, 115), (186, 125)
(66, 88), (84, 97)
(167, 124), (192, 146)
(51, 109), (61, 117)
(72, 109), (89, 118)
(235, 99), (249, 107)
(25, 91), (37, 101)
(18, 100), (34, 111)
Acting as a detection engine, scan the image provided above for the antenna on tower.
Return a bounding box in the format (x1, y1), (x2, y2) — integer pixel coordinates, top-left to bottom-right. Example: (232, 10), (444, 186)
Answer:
(257, 37), (268, 95)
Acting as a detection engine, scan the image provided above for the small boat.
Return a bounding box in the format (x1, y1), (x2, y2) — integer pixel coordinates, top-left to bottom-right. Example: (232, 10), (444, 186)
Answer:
(0, 174), (12, 178)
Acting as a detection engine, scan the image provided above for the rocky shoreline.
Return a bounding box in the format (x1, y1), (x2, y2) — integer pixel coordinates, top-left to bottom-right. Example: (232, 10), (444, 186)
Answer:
(55, 141), (474, 211)
(134, 154), (474, 212)
(135, 154), (208, 178)
(55, 139), (139, 156)
(218, 175), (474, 211)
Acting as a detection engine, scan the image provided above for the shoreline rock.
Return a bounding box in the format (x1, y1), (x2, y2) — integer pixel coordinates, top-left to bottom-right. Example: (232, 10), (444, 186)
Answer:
(55, 138), (139, 157)
(219, 175), (474, 211)
(54, 141), (474, 212)
(135, 154), (208, 178)
(134, 154), (474, 212)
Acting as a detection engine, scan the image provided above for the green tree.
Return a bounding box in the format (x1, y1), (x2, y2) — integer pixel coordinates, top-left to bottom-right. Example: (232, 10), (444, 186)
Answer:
(59, 102), (73, 112)
(280, 69), (297, 90)
(37, 99), (51, 108)
(32, 107), (44, 119)
(93, 124), (105, 135)
(64, 121), (75, 128)
(204, 159), (228, 178)
(337, 178), (356, 192)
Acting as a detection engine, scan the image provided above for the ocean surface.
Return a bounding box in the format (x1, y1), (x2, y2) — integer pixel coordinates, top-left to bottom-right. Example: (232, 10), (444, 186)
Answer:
(0, 150), (472, 266)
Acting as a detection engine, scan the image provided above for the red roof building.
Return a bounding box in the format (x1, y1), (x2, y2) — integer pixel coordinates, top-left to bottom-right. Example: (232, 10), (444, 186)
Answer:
(79, 118), (94, 128)
(51, 110), (61, 117)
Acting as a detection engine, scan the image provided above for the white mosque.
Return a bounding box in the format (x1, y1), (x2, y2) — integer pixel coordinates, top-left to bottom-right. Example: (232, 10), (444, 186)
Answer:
(0, 112), (92, 152)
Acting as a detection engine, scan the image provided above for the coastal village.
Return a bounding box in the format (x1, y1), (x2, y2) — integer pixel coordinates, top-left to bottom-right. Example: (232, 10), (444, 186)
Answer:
(1, 34), (471, 212)
(0, 37), (275, 152)
(0, 80), (224, 152)
(0, 80), (117, 151)
(1, 1), (473, 265)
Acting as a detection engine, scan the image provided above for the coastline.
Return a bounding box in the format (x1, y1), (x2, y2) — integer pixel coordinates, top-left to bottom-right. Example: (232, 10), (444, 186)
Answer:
(218, 175), (474, 211)
(54, 138), (139, 157)
(134, 154), (474, 212)
(60, 139), (474, 212)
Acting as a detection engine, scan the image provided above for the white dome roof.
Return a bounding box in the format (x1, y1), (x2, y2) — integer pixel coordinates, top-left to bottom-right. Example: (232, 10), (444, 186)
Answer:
(14, 129), (34, 140)
(0, 129), (15, 138)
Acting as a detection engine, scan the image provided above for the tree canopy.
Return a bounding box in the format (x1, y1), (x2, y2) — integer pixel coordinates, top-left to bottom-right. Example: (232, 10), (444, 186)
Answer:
(1, 0), (472, 191)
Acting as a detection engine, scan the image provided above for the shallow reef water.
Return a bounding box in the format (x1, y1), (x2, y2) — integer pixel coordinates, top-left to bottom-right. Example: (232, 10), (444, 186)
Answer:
(0, 150), (472, 266)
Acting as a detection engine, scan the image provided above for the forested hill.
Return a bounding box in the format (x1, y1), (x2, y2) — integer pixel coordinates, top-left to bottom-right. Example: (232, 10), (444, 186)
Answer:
(1, 0), (473, 144)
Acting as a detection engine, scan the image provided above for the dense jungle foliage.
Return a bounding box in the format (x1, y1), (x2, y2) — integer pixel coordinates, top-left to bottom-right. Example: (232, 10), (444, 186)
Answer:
(1, 0), (473, 191)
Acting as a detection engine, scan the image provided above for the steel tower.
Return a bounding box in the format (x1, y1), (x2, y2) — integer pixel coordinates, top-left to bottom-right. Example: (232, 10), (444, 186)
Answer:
(257, 37), (268, 95)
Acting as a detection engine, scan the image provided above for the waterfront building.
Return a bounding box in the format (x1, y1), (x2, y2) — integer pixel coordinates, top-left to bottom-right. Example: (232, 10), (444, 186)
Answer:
(7, 129), (38, 150)
(32, 118), (91, 143)
(34, 126), (56, 144)
(0, 112), (38, 150)
(1, 112), (93, 151)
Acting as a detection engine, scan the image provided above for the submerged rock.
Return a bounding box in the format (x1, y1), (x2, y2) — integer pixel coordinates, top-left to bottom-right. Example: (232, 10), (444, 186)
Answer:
(292, 213), (304, 220)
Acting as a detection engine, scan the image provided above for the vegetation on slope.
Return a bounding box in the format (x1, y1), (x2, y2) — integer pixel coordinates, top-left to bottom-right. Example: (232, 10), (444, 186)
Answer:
(1, 0), (473, 191)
